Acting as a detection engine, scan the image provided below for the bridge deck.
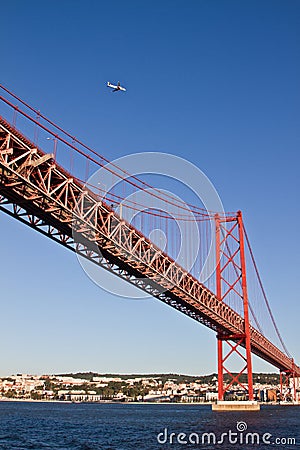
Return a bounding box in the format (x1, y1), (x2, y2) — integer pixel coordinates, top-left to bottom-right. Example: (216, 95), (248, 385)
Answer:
(0, 116), (298, 376)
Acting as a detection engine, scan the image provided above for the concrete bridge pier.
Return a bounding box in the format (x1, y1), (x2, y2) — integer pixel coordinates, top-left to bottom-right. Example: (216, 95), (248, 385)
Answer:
(212, 401), (260, 411)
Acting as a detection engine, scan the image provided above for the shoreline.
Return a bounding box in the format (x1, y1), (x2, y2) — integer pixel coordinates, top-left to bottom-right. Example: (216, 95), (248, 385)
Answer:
(1, 398), (299, 406)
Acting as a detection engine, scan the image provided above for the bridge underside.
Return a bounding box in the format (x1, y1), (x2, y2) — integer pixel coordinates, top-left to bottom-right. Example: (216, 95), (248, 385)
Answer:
(0, 116), (298, 378)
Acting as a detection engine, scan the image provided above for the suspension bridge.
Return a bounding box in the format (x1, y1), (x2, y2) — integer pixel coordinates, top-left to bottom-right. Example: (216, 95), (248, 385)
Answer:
(0, 85), (299, 408)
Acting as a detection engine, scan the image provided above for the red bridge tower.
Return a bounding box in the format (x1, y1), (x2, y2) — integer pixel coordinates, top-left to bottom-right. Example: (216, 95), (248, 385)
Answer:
(215, 211), (254, 401)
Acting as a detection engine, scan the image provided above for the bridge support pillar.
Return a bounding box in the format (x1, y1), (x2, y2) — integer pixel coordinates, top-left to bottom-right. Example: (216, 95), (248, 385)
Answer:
(217, 333), (254, 401)
(280, 361), (297, 402)
(215, 212), (254, 402)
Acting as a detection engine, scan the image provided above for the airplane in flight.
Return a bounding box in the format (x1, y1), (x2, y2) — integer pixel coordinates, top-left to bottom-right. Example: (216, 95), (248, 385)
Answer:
(107, 81), (126, 92)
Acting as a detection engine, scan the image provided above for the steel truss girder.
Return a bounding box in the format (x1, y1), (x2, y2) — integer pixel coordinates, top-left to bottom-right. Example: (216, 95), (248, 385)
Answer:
(0, 116), (299, 377)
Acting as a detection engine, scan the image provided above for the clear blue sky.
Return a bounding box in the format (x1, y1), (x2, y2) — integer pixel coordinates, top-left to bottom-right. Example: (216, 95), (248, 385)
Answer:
(1, 0), (299, 376)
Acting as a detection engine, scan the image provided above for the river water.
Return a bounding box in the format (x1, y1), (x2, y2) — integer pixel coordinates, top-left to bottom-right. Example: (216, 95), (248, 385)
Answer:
(0, 402), (298, 449)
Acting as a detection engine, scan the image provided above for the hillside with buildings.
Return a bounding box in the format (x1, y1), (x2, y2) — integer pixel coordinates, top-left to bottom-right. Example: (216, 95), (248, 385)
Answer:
(1, 372), (296, 403)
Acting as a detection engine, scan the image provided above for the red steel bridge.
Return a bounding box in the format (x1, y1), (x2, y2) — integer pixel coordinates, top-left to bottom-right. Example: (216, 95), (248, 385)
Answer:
(0, 85), (299, 401)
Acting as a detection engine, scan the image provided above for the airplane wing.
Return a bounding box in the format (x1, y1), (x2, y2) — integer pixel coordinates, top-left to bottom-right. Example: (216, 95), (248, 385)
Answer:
(117, 81), (120, 86)
(113, 88), (119, 92)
